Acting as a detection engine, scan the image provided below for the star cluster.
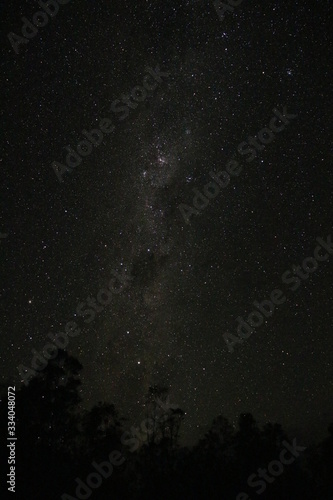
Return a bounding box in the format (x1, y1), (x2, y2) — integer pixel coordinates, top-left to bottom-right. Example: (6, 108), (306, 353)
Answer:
(0, 0), (332, 445)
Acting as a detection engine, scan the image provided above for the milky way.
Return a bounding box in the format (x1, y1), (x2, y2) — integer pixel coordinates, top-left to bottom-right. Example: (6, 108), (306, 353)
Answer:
(1, 0), (332, 445)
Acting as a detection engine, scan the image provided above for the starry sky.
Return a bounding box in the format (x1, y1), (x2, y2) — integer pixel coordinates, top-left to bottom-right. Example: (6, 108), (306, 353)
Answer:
(0, 0), (332, 445)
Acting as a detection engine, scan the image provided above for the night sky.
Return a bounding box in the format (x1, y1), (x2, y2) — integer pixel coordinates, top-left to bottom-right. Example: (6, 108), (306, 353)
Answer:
(0, 0), (332, 446)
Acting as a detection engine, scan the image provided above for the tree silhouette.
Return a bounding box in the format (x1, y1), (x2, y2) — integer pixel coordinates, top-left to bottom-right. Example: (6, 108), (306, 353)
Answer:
(1, 355), (332, 500)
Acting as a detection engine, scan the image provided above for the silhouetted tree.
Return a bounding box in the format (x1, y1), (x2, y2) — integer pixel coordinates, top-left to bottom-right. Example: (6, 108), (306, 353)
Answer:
(1, 354), (332, 500)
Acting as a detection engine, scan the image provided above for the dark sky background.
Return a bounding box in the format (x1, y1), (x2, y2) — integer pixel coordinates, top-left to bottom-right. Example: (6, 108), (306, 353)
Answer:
(0, 0), (332, 446)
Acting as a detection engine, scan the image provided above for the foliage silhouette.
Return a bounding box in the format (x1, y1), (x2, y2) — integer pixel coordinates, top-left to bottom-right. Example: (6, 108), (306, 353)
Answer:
(0, 353), (332, 500)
